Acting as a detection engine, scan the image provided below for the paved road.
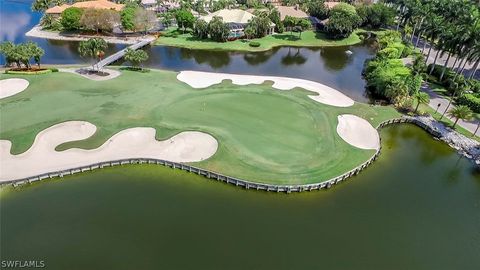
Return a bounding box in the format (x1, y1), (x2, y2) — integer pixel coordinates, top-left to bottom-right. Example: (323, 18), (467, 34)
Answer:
(422, 83), (478, 135)
(411, 35), (478, 80)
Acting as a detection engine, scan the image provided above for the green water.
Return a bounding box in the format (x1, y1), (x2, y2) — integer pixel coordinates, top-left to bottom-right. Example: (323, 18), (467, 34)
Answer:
(1, 124), (479, 270)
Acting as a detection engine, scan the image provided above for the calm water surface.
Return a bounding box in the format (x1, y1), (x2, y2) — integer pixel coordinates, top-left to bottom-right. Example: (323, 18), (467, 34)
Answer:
(0, 0), (374, 101)
(1, 125), (480, 269)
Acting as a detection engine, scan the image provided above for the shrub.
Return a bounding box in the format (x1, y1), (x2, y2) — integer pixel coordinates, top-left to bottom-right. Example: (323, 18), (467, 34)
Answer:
(377, 47), (399, 59)
(467, 79), (480, 93)
(364, 58), (419, 102)
(121, 7), (136, 31)
(61, 7), (83, 30)
(49, 68), (59, 72)
(458, 94), (480, 113)
(401, 43), (414, 57)
(163, 31), (178, 38)
(249, 41), (261, 47)
(5, 69), (52, 75)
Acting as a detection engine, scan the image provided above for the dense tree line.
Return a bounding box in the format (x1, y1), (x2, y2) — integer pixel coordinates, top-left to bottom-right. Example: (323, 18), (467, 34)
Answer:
(386, 0), (480, 80)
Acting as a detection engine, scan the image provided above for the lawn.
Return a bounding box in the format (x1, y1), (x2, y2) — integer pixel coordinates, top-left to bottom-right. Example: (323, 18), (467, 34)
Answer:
(0, 69), (400, 184)
(155, 29), (373, 52)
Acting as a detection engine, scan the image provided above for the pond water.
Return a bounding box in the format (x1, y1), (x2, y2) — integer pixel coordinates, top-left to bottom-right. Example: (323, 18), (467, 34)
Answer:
(1, 125), (479, 270)
(0, 0), (374, 102)
(1, 1), (480, 269)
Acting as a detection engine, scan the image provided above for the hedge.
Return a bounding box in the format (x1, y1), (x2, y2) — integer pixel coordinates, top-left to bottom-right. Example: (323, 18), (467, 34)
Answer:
(458, 94), (480, 113)
(249, 41), (261, 47)
(5, 69), (52, 75)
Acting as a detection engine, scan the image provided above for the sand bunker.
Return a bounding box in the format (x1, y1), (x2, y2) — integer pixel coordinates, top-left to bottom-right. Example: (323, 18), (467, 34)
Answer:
(177, 71), (354, 107)
(0, 121), (218, 181)
(0, 78), (29, 99)
(336, 114), (380, 150)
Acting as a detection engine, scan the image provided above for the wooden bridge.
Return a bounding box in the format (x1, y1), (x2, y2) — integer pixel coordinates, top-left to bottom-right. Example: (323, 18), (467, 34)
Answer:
(94, 37), (155, 70)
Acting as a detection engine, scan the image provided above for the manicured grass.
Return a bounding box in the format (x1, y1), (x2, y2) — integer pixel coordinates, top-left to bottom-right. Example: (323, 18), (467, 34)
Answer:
(0, 69), (400, 184)
(155, 29), (374, 52)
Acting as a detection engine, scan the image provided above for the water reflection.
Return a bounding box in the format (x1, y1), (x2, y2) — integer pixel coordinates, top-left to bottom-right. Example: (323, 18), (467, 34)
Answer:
(179, 49), (231, 69)
(320, 47), (353, 71)
(243, 48), (278, 66)
(281, 48), (307, 66)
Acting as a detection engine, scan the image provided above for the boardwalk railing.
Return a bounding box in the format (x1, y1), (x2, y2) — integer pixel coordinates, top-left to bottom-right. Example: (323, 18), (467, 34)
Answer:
(94, 38), (155, 70)
(1, 117), (437, 192)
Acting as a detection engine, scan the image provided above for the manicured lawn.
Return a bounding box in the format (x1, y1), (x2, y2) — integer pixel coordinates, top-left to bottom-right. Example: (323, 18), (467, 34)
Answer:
(0, 69), (400, 184)
(155, 29), (374, 52)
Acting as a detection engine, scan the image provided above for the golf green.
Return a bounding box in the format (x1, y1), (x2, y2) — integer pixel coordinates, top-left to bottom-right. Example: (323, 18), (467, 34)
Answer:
(0, 69), (400, 184)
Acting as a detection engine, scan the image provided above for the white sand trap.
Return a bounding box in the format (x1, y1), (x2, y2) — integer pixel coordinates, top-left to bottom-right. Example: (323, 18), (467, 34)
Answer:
(0, 78), (29, 99)
(0, 121), (218, 181)
(177, 71), (354, 107)
(336, 114), (380, 150)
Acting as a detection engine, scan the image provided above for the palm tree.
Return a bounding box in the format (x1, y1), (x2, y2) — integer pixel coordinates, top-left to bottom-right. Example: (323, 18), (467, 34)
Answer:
(413, 91), (430, 112)
(124, 48), (149, 70)
(78, 38), (107, 71)
(447, 105), (473, 128)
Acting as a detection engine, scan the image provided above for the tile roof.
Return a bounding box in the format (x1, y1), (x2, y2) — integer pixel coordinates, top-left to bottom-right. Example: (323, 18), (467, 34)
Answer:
(46, 0), (124, 14)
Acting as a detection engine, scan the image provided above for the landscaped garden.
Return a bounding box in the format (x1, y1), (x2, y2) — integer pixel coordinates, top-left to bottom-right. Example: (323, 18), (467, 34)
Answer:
(0, 69), (399, 185)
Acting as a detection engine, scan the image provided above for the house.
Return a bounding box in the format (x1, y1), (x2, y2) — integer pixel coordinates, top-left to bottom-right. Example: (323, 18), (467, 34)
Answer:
(141, 0), (179, 13)
(276, 5), (308, 20)
(201, 9), (275, 37)
(45, 0), (124, 17)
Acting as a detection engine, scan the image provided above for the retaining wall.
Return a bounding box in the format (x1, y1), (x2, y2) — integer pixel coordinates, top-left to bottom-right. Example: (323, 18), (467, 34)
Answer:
(0, 117), (436, 192)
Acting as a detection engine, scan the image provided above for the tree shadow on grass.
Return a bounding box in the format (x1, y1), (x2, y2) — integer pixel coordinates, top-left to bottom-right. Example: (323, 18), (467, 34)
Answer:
(271, 34), (300, 41)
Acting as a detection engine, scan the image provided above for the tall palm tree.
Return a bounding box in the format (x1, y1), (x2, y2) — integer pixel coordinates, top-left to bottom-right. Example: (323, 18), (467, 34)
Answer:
(447, 105), (473, 128)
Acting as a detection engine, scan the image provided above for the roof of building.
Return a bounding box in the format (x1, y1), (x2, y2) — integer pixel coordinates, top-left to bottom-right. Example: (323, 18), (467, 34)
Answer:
(277, 5), (308, 20)
(46, 0), (124, 14)
(201, 9), (255, 24)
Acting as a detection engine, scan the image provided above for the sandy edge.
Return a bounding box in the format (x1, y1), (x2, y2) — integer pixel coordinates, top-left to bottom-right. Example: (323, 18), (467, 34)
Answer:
(0, 121), (218, 181)
(25, 25), (154, 45)
(0, 78), (29, 99)
(336, 114), (380, 150)
(177, 70), (355, 107)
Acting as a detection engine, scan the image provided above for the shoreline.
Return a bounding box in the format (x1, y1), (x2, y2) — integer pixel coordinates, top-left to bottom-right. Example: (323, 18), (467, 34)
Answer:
(2, 117), (478, 192)
(25, 25), (155, 45)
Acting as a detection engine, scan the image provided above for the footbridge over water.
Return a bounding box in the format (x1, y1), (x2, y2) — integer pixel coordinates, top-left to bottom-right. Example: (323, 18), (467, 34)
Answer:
(94, 37), (155, 70)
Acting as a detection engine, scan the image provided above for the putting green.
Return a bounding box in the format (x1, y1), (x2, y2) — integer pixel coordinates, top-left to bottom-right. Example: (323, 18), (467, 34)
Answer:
(0, 69), (400, 184)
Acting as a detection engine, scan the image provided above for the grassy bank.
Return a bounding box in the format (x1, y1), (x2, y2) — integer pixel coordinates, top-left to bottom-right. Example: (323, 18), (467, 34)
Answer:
(0, 69), (400, 184)
(155, 29), (372, 52)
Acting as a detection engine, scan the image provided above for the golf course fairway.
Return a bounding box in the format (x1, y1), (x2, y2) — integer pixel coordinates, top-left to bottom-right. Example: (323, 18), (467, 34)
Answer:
(0, 69), (400, 185)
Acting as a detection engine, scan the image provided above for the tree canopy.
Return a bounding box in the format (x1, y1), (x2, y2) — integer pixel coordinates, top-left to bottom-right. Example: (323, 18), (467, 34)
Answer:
(60, 7), (83, 31)
(124, 48), (149, 69)
(325, 3), (361, 39)
(208, 16), (230, 42)
(0, 41), (44, 69)
(175, 9), (195, 32)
